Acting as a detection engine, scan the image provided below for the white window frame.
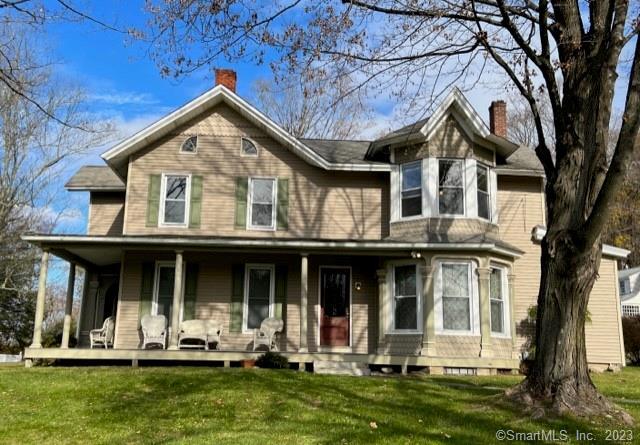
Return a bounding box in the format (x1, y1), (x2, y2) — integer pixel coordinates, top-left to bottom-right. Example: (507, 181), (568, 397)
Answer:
(620, 278), (631, 295)
(387, 260), (423, 334)
(240, 137), (259, 157)
(180, 135), (198, 154)
(247, 177), (277, 231)
(437, 158), (466, 217)
(152, 261), (187, 323)
(242, 263), (276, 333)
(434, 260), (480, 335)
(400, 161), (423, 220)
(489, 266), (511, 338)
(476, 163), (491, 221)
(159, 173), (191, 227)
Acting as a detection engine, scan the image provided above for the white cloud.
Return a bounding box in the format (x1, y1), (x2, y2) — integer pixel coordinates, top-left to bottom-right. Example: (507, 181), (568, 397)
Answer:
(90, 91), (158, 106)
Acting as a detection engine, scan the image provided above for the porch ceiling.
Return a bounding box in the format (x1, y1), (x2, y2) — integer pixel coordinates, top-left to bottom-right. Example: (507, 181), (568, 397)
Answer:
(22, 233), (524, 267)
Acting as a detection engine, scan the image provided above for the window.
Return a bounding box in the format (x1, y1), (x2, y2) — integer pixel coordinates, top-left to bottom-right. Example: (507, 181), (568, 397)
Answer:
(477, 164), (490, 220)
(161, 174), (190, 226)
(180, 136), (197, 153)
(622, 305), (640, 317)
(441, 263), (472, 331)
(248, 178), (276, 230)
(242, 137), (258, 156)
(438, 160), (465, 215)
(620, 278), (631, 295)
(490, 268), (507, 334)
(153, 263), (175, 322)
(392, 264), (420, 331)
(244, 265), (274, 330)
(401, 162), (422, 217)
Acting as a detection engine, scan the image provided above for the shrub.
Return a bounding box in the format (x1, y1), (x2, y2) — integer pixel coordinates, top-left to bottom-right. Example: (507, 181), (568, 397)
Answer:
(255, 351), (289, 369)
(622, 315), (640, 365)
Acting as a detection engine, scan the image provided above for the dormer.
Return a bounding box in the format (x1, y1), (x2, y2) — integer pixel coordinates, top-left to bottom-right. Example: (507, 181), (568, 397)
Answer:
(366, 89), (521, 238)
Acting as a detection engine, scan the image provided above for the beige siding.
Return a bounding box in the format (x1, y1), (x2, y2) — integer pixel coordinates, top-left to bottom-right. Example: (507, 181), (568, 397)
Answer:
(124, 103), (388, 240)
(88, 192), (124, 236)
(389, 217), (498, 239)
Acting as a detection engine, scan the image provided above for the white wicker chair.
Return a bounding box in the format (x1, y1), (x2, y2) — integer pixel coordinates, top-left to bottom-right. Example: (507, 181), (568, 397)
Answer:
(206, 321), (223, 350)
(253, 317), (284, 352)
(90, 316), (116, 349)
(141, 314), (167, 349)
(178, 320), (207, 350)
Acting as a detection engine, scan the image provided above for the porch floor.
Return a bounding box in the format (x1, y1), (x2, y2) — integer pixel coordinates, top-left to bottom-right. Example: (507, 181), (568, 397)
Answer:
(24, 347), (519, 369)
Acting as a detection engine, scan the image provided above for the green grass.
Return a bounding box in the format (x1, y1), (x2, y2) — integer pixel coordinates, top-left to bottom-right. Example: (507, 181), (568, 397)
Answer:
(0, 364), (638, 444)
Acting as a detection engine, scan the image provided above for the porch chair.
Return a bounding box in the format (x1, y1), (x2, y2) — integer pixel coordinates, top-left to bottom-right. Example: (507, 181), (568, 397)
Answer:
(90, 316), (116, 349)
(252, 317), (284, 352)
(141, 314), (167, 349)
(177, 320), (208, 350)
(206, 321), (223, 350)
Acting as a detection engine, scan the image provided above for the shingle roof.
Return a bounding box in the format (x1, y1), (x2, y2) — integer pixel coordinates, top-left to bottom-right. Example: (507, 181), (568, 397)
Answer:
(65, 166), (125, 191)
(384, 231), (524, 254)
(498, 146), (544, 173)
(299, 138), (382, 165)
(619, 266), (640, 279)
(377, 117), (429, 141)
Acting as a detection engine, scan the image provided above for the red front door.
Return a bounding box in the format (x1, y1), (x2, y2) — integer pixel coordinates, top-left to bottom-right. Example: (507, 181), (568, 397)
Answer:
(320, 267), (350, 347)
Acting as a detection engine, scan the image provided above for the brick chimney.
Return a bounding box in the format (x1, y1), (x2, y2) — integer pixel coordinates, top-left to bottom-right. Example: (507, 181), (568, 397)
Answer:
(215, 69), (237, 93)
(489, 100), (507, 138)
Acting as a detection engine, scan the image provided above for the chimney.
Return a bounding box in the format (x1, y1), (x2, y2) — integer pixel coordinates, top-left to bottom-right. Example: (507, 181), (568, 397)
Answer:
(215, 69), (237, 93)
(489, 100), (507, 138)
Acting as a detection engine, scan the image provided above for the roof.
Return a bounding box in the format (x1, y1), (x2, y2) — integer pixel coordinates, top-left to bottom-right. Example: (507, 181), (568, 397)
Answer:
(385, 232), (524, 256)
(64, 166), (125, 191)
(299, 138), (380, 165)
(101, 85), (390, 179)
(496, 146), (544, 175)
(619, 266), (640, 279)
(377, 117), (429, 141)
(531, 225), (630, 259)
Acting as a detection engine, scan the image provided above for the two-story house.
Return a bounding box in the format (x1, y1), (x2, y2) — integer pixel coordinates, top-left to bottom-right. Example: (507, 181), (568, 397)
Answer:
(23, 69), (628, 374)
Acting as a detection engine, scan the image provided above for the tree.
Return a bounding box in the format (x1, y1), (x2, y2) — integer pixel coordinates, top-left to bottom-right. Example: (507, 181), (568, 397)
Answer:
(0, 23), (111, 352)
(252, 74), (371, 139)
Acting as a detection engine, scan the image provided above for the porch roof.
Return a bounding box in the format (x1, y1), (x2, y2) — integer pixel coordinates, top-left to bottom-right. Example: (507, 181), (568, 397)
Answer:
(22, 234), (524, 267)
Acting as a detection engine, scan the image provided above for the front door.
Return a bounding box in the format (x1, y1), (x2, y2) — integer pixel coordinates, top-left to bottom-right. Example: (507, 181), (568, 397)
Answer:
(319, 267), (350, 347)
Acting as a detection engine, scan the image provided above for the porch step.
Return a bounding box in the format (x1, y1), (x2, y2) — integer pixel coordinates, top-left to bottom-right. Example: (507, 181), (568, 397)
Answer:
(313, 360), (371, 376)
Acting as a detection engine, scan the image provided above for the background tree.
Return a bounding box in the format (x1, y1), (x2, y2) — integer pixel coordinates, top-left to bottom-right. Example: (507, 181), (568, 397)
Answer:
(144, 1), (640, 420)
(0, 22), (111, 353)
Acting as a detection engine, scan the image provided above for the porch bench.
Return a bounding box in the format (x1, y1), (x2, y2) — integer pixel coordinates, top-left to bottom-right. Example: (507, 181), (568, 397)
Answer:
(178, 320), (223, 351)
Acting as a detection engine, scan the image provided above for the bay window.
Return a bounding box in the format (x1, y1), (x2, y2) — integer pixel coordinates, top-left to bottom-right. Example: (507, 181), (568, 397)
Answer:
(476, 164), (490, 220)
(490, 267), (510, 336)
(392, 264), (420, 331)
(401, 161), (422, 218)
(438, 160), (464, 215)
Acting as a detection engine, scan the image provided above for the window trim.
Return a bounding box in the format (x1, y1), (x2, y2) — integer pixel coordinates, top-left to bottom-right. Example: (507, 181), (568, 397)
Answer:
(240, 137), (259, 157)
(387, 260), (423, 334)
(476, 163), (491, 221)
(400, 161), (423, 220)
(437, 158), (466, 217)
(159, 173), (191, 228)
(247, 177), (277, 231)
(151, 261), (186, 323)
(242, 263), (276, 333)
(180, 135), (198, 154)
(489, 265), (511, 338)
(435, 260), (479, 336)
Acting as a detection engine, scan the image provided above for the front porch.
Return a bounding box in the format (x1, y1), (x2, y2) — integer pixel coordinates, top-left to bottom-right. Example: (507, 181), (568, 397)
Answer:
(22, 234), (523, 373)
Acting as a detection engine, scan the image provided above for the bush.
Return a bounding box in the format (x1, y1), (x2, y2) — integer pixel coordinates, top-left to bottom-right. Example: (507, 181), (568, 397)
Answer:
(622, 315), (640, 365)
(255, 351), (289, 369)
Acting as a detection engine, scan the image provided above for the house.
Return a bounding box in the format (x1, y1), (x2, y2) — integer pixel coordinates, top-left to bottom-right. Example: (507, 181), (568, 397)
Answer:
(22, 69), (629, 374)
(619, 266), (640, 317)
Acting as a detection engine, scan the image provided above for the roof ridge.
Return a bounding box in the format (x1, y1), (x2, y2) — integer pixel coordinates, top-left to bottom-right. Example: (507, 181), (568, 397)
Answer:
(300, 137), (372, 143)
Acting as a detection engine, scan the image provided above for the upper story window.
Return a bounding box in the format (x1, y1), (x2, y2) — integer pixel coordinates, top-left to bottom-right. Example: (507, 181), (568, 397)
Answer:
(438, 159), (464, 216)
(620, 278), (631, 295)
(248, 178), (276, 230)
(392, 264), (421, 332)
(401, 161), (422, 218)
(490, 267), (510, 336)
(242, 137), (258, 156)
(476, 164), (490, 220)
(161, 174), (190, 226)
(180, 136), (198, 153)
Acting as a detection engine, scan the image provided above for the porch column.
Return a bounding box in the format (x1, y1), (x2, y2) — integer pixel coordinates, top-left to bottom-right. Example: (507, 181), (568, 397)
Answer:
(376, 268), (387, 350)
(299, 253), (308, 352)
(169, 250), (184, 349)
(420, 260), (436, 356)
(508, 273), (518, 359)
(61, 263), (76, 349)
(478, 265), (493, 358)
(30, 250), (50, 349)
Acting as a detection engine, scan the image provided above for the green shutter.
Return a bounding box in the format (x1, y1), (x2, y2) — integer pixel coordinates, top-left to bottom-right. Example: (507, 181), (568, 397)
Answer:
(234, 177), (248, 229)
(277, 178), (289, 230)
(138, 262), (155, 326)
(275, 265), (287, 327)
(146, 174), (161, 227)
(230, 264), (245, 332)
(189, 176), (203, 229)
(183, 263), (199, 320)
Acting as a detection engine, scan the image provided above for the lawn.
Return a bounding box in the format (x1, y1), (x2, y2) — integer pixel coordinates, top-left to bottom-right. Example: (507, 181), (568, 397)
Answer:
(0, 364), (638, 444)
